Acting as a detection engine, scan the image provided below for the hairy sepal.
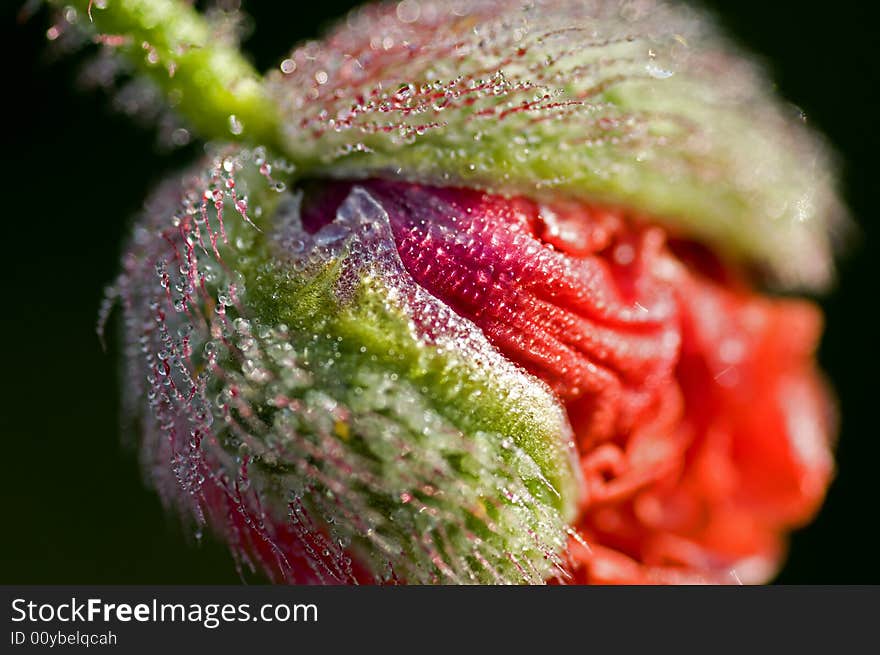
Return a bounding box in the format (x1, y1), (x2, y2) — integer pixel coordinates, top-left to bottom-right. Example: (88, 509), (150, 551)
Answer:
(115, 146), (581, 584)
(267, 0), (844, 290)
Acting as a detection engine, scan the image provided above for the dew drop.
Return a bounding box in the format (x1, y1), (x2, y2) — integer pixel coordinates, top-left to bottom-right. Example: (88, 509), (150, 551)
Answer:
(228, 114), (244, 135)
(646, 62), (674, 79)
(170, 128), (190, 146)
(396, 0), (421, 24)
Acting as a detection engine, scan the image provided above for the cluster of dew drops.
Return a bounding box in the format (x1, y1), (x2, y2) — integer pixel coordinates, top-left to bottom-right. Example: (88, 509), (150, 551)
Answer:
(99, 147), (330, 581)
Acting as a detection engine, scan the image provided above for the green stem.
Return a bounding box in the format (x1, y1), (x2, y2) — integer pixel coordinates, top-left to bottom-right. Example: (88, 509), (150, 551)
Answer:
(56, 0), (283, 149)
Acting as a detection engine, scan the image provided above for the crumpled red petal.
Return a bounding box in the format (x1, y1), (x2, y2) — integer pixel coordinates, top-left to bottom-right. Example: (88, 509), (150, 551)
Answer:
(299, 179), (835, 584)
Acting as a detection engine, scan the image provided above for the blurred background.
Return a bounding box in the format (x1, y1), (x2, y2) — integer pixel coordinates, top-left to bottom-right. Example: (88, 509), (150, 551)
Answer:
(2, 0), (878, 583)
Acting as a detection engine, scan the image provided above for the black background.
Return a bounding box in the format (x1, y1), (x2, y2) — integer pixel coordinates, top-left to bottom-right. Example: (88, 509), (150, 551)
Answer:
(2, 1), (878, 583)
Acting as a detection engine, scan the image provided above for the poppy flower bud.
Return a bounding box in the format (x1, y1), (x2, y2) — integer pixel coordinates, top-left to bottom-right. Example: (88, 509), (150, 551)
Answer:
(94, 0), (843, 583)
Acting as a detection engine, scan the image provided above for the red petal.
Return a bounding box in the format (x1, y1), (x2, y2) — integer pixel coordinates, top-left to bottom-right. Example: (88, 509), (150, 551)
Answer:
(300, 179), (835, 584)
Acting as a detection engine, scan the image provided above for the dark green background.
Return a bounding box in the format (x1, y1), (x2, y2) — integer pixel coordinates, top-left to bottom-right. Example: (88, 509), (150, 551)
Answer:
(2, 1), (878, 583)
